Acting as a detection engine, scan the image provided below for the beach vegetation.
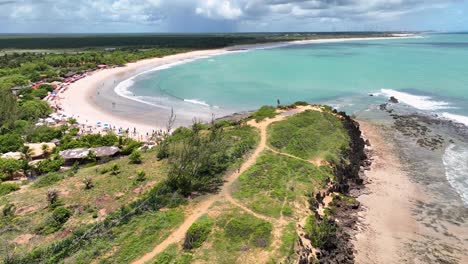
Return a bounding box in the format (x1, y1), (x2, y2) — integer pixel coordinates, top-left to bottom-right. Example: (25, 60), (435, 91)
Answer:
(32, 172), (64, 188)
(129, 149), (142, 164)
(304, 214), (337, 249)
(183, 215), (214, 250)
(0, 158), (23, 181)
(268, 110), (350, 162)
(251, 105), (277, 122)
(34, 156), (64, 175)
(0, 133), (24, 153)
(233, 151), (331, 218)
(0, 182), (20, 197)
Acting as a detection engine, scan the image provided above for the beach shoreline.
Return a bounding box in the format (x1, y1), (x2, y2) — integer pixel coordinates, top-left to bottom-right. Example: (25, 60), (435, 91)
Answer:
(58, 35), (419, 136)
(353, 120), (423, 263)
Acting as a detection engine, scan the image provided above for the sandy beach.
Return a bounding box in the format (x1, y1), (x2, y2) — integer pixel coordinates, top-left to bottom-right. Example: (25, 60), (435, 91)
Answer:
(58, 35), (418, 137)
(354, 121), (423, 263)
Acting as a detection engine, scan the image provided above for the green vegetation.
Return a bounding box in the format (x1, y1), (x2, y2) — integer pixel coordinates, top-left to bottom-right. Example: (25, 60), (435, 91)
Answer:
(129, 149), (143, 164)
(0, 183), (20, 196)
(164, 124), (259, 196)
(32, 172), (64, 188)
(154, 244), (193, 264)
(268, 110), (350, 162)
(304, 215), (337, 249)
(184, 215), (214, 250)
(251, 105), (278, 122)
(35, 206), (72, 235)
(234, 151), (332, 218)
(224, 213), (272, 248)
(279, 222), (297, 261)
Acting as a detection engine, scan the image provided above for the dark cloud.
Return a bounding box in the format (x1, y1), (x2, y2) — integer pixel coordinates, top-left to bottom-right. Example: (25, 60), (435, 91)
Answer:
(0, 0), (466, 32)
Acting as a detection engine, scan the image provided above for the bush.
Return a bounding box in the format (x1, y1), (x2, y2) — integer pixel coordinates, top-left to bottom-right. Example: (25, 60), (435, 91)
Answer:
(183, 215), (214, 249)
(18, 100), (52, 121)
(82, 177), (93, 189)
(26, 126), (63, 143)
(0, 182), (20, 196)
(0, 158), (23, 181)
(0, 133), (24, 153)
(304, 215), (337, 249)
(251, 105), (277, 122)
(129, 150), (142, 164)
(35, 157), (64, 175)
(35, 206), (72, 235)
(33, 172), (64, 188)
(120, 140), (142, 155)
(110, 164), (120, 175)
(135, 170), (146, 182)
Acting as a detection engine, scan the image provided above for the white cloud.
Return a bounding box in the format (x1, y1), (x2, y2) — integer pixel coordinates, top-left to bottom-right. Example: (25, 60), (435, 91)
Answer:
(195, 0), (243, 20)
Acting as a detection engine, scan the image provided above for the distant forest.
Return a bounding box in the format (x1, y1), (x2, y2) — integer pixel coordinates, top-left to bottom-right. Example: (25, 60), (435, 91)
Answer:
(0, 32), (395, 50)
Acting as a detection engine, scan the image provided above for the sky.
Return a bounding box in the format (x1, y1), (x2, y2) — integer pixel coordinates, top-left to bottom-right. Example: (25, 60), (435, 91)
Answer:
(0, 0), (467, 33)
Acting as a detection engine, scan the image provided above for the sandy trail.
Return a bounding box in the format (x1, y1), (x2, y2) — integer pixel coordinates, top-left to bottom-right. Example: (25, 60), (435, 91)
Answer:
(132, 106), (317, 264)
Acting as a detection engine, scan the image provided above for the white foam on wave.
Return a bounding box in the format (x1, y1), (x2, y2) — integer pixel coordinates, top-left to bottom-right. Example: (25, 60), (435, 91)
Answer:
(443, 144), (468, 206)
(183, 99), (210, 107)
(441, 112), (468, 126)
(114, 51), (232, 107)
(380, 89), (454, 111)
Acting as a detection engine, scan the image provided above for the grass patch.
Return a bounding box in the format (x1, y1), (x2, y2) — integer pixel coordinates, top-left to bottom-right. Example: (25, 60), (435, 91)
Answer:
(32, 172), (64, 188)
(268, 110), (349, 162)
(66, 208), (184, 264)
(279, 222), (297, 261)
(233, 151), (332, 218)
(153, 244), (192, 264)
(184, 215), (214, 250)
(251, 106), (278, 122)
(0, 182), (20, 196)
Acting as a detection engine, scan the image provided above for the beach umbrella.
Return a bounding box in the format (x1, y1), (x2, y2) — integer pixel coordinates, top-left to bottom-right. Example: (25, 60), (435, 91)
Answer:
(104, 124), (109, 127)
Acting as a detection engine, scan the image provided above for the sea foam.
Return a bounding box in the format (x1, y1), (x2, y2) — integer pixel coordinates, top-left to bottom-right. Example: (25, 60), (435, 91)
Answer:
(441, 112), (468, 126)
(380, 89), (453, 111)
(443, 144), (468, 206)
(183, 99), (210, 107)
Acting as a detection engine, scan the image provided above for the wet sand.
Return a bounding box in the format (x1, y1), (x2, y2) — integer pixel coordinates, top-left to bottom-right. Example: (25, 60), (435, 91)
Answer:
(355, 118), (468, 264)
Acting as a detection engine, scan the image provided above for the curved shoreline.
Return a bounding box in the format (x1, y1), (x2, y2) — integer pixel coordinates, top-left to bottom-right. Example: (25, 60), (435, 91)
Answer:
(59, 35), (419, 136)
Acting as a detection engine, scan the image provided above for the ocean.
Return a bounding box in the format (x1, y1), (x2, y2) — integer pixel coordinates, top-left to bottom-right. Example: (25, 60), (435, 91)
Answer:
(118, 33), (468, 207)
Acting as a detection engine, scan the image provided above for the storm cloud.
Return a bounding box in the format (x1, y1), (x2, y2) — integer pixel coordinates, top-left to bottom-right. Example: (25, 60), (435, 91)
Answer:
(0, 0), (466, 32)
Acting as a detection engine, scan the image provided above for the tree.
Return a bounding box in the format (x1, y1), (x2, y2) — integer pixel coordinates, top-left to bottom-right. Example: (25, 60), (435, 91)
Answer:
(0, 158), (23, 181)
(18, 100), (52, 121)
(0, 88), (18, 129)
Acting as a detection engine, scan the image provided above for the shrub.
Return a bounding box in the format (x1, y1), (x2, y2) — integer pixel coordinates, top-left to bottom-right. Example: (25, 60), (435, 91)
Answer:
(32, 172), (64, 188)
(18, 100), (52, 121)
(251, 105), (277, 122)
(35, 157), (64, 175)
(46, 189), (59, 206)
(120, 140), (142, 155)
(35, 206), (72, 235)
(129, 150), (142, 164)
(135, 170), (146, 182)
(304, 215), (337, 249)
(2, 202), (16, 217)
(82, 177), (93, 189)
(0, 133), (24, 153)
(26, 126), (63, 143)
(110, 164), (120, 175)
(183, 215), (214, 250)
(0, 158), (23, 181)
(0, 182), (20, 196)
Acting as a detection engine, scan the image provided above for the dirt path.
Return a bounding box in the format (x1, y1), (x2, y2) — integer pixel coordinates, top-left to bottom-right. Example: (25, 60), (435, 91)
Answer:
(132, 106), (320, 264)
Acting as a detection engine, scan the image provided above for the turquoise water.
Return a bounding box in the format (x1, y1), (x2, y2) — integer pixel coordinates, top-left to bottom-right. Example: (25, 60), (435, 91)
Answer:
(121, 33), (468, 206)
(127, 33), (468, 122)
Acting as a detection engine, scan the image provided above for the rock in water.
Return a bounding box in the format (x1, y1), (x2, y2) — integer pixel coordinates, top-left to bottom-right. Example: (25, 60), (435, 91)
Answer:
(389, 96), (399, 103)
